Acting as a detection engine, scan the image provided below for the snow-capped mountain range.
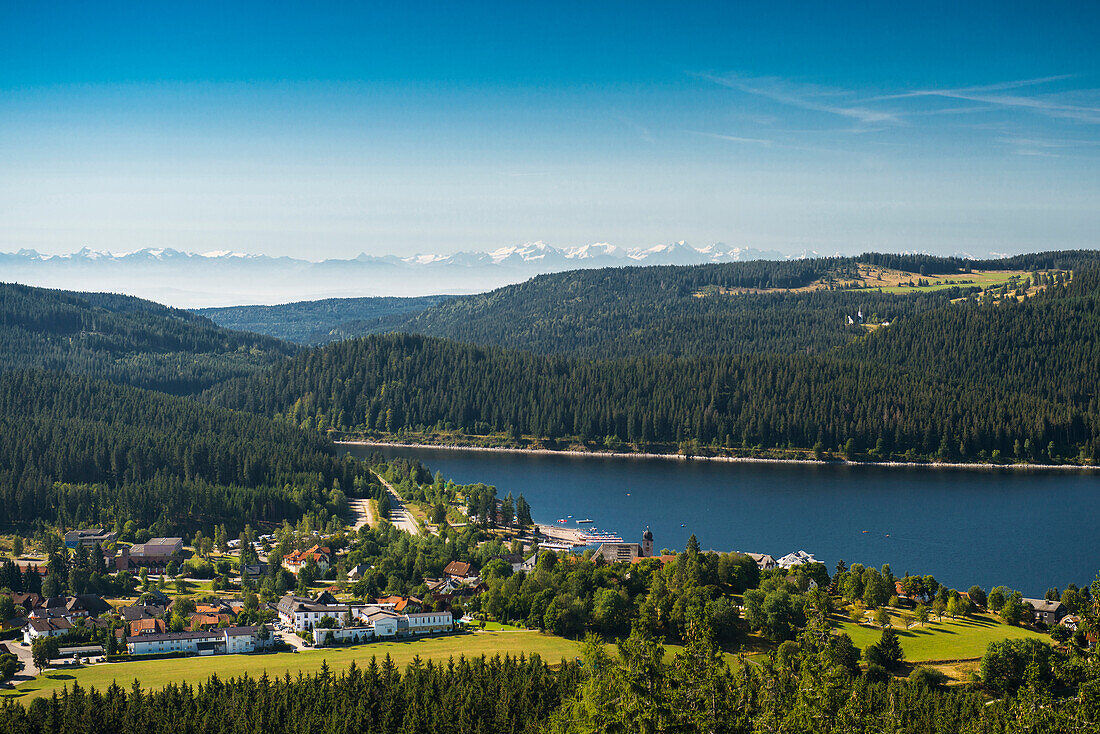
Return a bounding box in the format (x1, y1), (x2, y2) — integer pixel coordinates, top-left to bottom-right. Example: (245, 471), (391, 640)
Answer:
(0, 242), (788, 307)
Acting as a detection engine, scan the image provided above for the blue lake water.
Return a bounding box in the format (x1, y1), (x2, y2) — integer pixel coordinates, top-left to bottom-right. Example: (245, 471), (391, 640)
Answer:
(346, 444), (1100, 597)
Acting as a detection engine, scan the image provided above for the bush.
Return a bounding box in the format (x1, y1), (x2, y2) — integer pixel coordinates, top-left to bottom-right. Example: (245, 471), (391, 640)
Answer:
(909, 667), (948, 688)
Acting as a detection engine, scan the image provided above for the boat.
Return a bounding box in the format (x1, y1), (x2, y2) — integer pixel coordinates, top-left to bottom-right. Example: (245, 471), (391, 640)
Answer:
(557, 518), (566, 523)
(577, 518), (593, 524)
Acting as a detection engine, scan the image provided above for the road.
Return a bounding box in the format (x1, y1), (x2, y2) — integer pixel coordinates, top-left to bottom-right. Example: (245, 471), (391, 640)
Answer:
(370, 470), (422, 536)
(3, 642), (35, 685)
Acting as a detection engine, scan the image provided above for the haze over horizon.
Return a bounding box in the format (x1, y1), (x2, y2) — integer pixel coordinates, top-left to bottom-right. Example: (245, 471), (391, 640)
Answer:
(3, 2), (1099, 263)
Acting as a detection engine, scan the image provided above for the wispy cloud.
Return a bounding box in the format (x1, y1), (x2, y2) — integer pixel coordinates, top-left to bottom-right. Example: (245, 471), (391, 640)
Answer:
(686, 130), (774, 146)
(867, 76), (1100, 124)
(695, 72), (902, 126)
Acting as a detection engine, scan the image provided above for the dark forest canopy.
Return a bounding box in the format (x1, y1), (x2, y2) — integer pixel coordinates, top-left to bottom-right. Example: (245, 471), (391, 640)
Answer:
(236, 249), (1100, 358)
(0, 370), (377, 534)
(0, 282), (294, 394)
(209, 270), (1100, 464)
(197, 294), (453, 344)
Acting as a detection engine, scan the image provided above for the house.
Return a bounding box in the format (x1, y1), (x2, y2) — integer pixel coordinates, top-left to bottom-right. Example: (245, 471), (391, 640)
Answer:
(5, 592), (42, 612)
(632, 554), (677, 565)
(64, 528), (117, 550)
(1023, 598), (1066, 626)
(121, 538), (183, 570)
(119, 604), (166, 623)
(13, 560), (48, 577)
(240, 563), (269, 582)
(1060, 615), (1081, 632)
(375, 595), (422, 613)
(195, 600), (236, 617)
(515, 553), (541, 573)
(27, 595), (110, 623)
(362, 608), (400, 638)
(128, 618), (166, 637)
(777, 550), (819, 570)
(126, 625), (266, 656)
(742, 553), (778, 571)
(347, 563), (371, 581)
(190, 613), (234, 630)
(283, 545), (331, 575)
(23, 617), (72, 644)
(443, 561), (474, 581)
(67, 594), (112, 617)
(276, 593), (349, 630)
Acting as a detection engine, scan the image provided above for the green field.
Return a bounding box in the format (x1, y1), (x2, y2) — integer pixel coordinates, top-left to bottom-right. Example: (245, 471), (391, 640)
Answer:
(5, 630), (582, 702)
(837, 613), (1046, 662)
(871, 270), (1022, 294)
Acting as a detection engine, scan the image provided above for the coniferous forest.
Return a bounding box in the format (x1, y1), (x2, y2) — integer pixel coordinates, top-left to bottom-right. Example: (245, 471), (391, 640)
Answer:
(209, 262), (1100, 464)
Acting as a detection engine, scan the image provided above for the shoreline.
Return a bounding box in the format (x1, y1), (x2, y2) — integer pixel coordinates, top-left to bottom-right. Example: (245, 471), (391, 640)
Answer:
(336, 439), (1100, 474)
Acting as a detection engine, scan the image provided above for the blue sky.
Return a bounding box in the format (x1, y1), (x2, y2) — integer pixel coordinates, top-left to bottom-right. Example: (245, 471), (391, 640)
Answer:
(2, 1), (1098, 258)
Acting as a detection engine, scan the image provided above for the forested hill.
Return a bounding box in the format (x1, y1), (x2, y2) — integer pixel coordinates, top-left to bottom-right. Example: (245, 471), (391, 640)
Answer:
(0, 282), (294, 394)
(298, 250), (1100, 358)
(396, 273), (958, 358)
(197, 294), (453, 344)
(0, 370), (376, 534)
(209, 270), (1100, 465)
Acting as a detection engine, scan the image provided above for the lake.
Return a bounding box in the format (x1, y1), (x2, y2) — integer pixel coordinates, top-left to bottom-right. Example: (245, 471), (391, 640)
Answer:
(346, 444), (1099, 597)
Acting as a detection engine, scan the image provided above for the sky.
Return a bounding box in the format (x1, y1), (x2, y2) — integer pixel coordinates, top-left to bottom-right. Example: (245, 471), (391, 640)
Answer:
(2, 1), (1099, 259)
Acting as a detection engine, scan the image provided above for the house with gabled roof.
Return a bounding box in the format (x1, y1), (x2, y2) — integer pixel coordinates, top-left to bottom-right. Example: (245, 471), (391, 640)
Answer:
(283, 545), (331, 575)
(1023, 598), (1066, 626)
(23, 617), (72, 644)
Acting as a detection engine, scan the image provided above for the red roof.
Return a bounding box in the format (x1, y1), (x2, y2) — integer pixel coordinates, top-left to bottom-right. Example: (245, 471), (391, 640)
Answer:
(443, 561), (472, 577)
(632, 555), (677, 565)
(129, 618), (166, 636)
(284, 545), (331, 565)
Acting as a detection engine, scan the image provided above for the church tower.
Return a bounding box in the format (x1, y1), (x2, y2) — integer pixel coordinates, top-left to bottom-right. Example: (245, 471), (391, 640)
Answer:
(641, 526), (654, 557)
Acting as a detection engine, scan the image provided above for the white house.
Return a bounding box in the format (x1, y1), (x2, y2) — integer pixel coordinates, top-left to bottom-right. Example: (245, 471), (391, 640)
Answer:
(363, 609), (400, 638)
(126, 625), (265, 656)
(777, 550), (819, 570)
(23, 617), (73, 645)
(277, 593), (349, 630)
(283, 545), (331, 575)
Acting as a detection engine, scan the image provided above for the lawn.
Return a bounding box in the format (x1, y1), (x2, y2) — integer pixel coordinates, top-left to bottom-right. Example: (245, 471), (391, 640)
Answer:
(5, 630), (583, 702)
(836, 613), (1046, 662)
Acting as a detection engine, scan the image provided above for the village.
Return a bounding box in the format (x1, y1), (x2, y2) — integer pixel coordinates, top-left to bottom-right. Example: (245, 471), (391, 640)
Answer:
(0, 456), (1090, 703)
(2, 520), (1084, 680)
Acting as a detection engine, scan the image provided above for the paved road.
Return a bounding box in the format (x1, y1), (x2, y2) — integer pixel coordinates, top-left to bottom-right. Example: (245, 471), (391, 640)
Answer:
(370, 471), (422, 536)
(3, 641), (35, 684)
